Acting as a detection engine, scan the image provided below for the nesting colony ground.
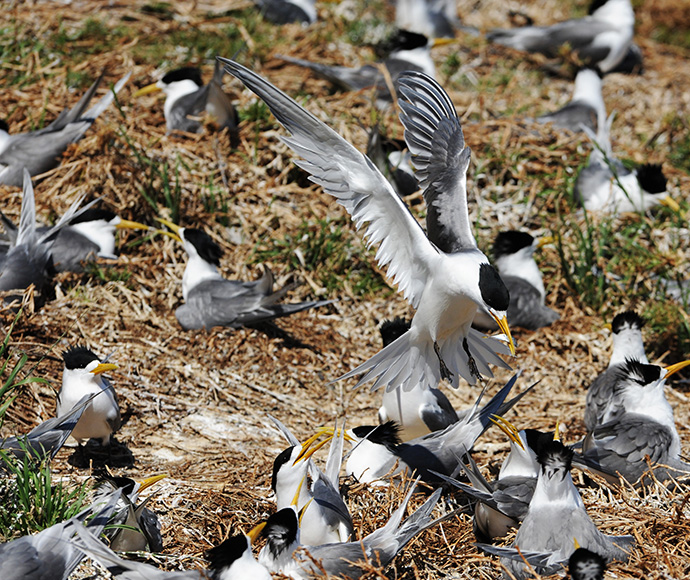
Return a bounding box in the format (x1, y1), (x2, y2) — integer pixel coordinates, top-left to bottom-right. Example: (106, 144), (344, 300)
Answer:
(2, 0), (690, 578)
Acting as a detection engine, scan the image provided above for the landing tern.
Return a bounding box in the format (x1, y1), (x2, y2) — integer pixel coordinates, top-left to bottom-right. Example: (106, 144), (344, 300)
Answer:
(219, 59), (514, 392)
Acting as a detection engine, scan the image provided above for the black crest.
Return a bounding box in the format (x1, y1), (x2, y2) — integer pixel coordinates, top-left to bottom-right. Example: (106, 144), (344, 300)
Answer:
(262, 508), (299, 559)
(69, 208), (117, 226)
(391, 29), (429, 52)
(352, 421), (402, 449)
(62, 346), (99, 370)
(568, 547), (607, 580)
(636, 163), (667, 194)
(206, 534), (249, 575)
(380, 318), (411, 347)
(479, 263), (510, 312)
(611, 310), (645, 334)
(161, 67), (203, 87)
(587, 0), (610, 15)
(537, 439), (574, 473)
(271, 445), (296, 492)
(492, 230), (535, 260)
(183, 228), (223, 266)
(524, 429), (555, 456)
(618, 358), (662, 386)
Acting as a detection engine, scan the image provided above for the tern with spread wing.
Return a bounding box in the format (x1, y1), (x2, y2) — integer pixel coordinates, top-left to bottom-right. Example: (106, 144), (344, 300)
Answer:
(156, 221), (331, 331)
(219, 59), (514, 393)
(487, 0), (634, 74)
(0, 72), (129, 187)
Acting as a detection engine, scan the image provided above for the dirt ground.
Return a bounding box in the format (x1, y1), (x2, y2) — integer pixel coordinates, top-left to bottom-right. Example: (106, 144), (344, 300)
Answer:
(2, 0), (690, 578)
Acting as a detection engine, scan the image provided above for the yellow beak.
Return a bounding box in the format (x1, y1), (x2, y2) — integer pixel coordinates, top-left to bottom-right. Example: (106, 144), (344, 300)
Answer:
(665, 359), (690, 378)
(660, 195), (681, 214)
(154, 218), (183, 242)
(491, 313), (516, 356)
(536, 236), (554, 249)
(432, 37), (456, 47)
(116, 219), (150, 231)
(490, 415), (525, 450)
(92, 363), (117, 375)
(138, 473), (168, 492)
(247, 521), (266, 543)
(133, 83), (162, 98)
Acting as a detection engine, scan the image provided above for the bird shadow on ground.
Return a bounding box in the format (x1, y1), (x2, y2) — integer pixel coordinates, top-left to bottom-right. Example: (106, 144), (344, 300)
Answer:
(247, 321), (324, 353)
(67, 438), (134, 469)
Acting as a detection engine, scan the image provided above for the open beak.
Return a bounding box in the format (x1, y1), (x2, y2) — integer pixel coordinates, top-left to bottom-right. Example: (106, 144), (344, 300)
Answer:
(92, 363), (118, 375)
(154, 218), (183, 242)
(665, 359), (690, 378)
(247, 521), (266, 543)
(490, 312), (516, 356)
(293, 427), (354, 464)
(138, 473), (168, 492)
(536, 236), (554, 249)
(116, 219), (150, 231)
(133, 83), (162, 98)
(490, 415), (525, 451)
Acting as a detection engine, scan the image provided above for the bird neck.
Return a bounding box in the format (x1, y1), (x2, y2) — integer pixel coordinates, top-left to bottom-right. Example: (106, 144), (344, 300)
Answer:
(182, 254), (221, 300)
(499, 440), (539, 479)
(69, 221), (117, 257)
(391, 46), (435, 77)
(495, 248), (545, 298)
(622, 383), (676, 431)
(572, 70), (605, 126)
(591, 0), (634, 26)
(164, 80), (202, 118)
(531, 469), (583, 509)
(609, 329), (647, 366)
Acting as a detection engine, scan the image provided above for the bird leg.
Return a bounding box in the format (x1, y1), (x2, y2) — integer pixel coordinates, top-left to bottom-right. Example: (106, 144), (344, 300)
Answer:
(463, 337), (481, 381)
(434, 341), (454, 382)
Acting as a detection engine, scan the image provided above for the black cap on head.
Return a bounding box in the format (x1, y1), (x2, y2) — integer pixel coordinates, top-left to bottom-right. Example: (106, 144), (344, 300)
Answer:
(537, 439), (574, 475)
(0, 120), (9, 132)
(271, 445), (296, 492)
(618, 358), (662, 386)
(183, 228), (223, 266)
(636, 163), (667, 194)
(380, 318), (411, 347)
(392, 29), (429, 51)
(611, 311), (645, 334)
(161, 67), (203, 87)
(352, 421), (402, 450)
(479, 263), (510, 312)
(524, 429), (555, 456)
(62, 346), (99, 370)
(69, 208), (118, 226)
(587, 0), (610, 15)
(568, 547), (607, 580)
(206, 534), (250, 575)
(262, 508), (299, 559)
(492, 230), (535, 260)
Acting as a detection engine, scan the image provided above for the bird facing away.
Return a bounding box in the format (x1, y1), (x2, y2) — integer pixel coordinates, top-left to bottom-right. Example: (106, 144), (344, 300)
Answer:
(579, 358), (690, 484)
(278, 31), (453, 103)
(487, 0), (634, 74)
(574, 114), (680, 213)
(474, 231), (559, 331)
(255, 482), (442, 579)
(134, 61), (239, 138)
(0, 488), (121, 580)
(537, 68), (605, 134)
(218, 59), (515, 392)
(44, 208), (149, 272)
(480, 440), (634, 579)
(253, 0), (316, 25)
(156, 221), (331, 331)
(377, 318), (459, 441)
(57, 346), (120, 446)
(569, 547), (607, 580)
(1, 393), (97, 463)
(0, 71), (130, 187)
(585, 310), (648, 432)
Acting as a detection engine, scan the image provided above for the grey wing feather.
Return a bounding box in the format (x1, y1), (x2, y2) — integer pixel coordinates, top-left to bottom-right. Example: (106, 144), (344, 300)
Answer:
(504, 276), (559, 330)
(49, 227), (100, 272)
(167, 86), (208, 133)
(278, 55), (382, 92)
(398, 71), (476, 252)
(477, 543), (563, 573)
(420, 390), (459, 431)
(537, 102), (598, 133)
(267, 414), (301, 446)
(584, 366), (621, 431)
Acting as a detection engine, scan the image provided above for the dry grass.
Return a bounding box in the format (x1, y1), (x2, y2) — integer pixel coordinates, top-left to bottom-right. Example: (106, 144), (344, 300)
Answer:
(1, 0), (690, 578)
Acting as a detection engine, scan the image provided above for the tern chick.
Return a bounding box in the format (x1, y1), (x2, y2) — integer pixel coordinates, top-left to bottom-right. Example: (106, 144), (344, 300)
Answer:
(157, 221), (331, 331)
(0, 71), (129, 187)
(57, 346), (120, 446)
(219, 59), (514, 392)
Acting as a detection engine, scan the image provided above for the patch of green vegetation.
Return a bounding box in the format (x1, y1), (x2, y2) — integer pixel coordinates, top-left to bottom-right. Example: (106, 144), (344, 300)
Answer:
(140, 1), (175, 20)
(666, 115), (690, 174)
(251, 217), (389, 296)
(651, 24), (690, 51)
(202, 177), (232, 227)
(83, 262), (133, 285)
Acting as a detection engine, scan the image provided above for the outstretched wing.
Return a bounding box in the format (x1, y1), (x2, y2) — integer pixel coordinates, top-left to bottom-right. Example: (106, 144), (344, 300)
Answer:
(219, 58), (438, 309)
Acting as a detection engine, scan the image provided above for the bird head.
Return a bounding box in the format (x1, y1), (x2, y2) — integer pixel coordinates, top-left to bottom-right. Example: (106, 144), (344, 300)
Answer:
(155, 219), (223, 266)
(134, 67), (203, 98)
(206, 534), (254, 575)
(477, 263), (515, 355)
(62, 346), (117, 377)
(537, 439), (574, 482)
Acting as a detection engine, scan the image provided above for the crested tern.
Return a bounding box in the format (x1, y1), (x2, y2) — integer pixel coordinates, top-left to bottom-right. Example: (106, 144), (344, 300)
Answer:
(1, 393), (97, 462)
(156, 221), (332, 330)
(135, 61), (239, 137)
(377, 318), (459, 441)
(0, 72), (130, 187)
(585, 310), (648, 431)
(474, 231), (559, 331)
(345, 373), (531, 484)
(56, 346), (120, 446)
(480, 440), (633, 579)
(537, 68), (605, 134)
(255, 482), (442, 579)
(0, 488), (120, 580)
(487, 0), (634, 74)
(219, 59), (515, 391)
(254, 0), (316, 25)
(579, 358), (690, 484)
(574, 114), (680, 213)
(278, 31), (453, 103)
